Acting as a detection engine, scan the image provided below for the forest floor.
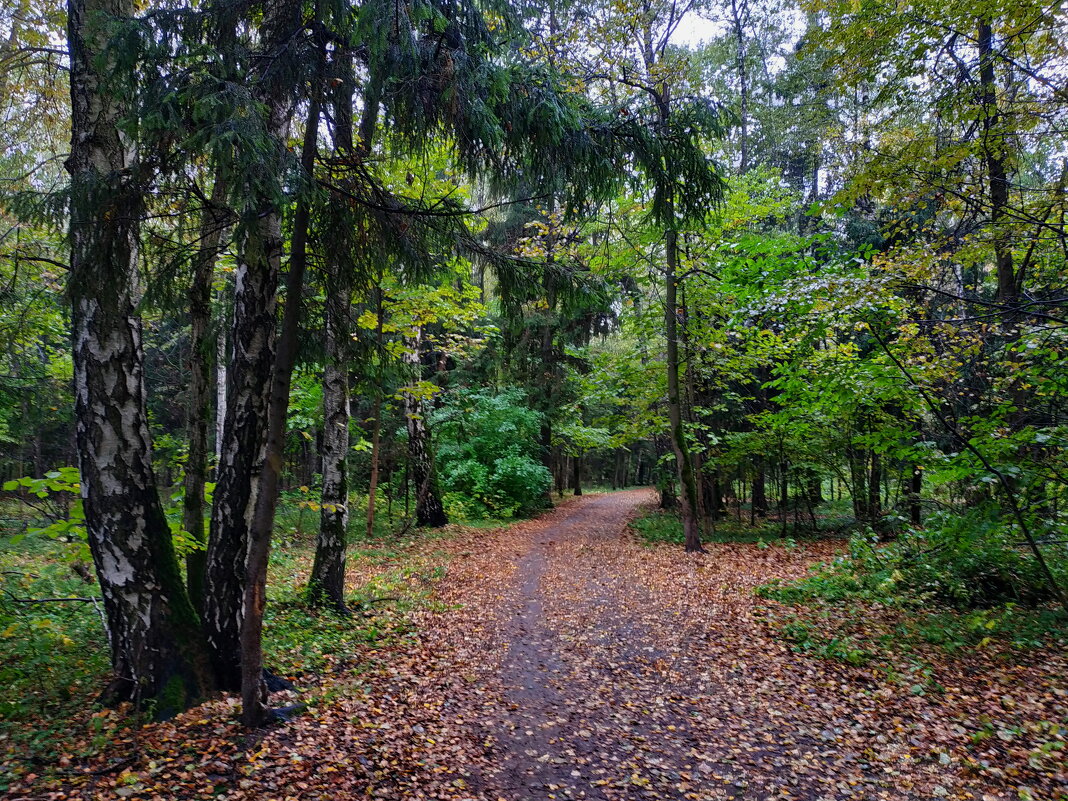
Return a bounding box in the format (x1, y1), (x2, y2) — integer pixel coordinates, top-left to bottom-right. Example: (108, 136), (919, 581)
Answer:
(6, 489), (1066, 801)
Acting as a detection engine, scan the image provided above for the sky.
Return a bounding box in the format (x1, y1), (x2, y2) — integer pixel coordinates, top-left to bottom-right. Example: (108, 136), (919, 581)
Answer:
(671, 12), (727, 47)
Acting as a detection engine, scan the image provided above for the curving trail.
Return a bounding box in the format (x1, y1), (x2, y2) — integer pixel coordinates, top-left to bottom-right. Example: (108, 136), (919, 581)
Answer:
(427, 490), (936, 801)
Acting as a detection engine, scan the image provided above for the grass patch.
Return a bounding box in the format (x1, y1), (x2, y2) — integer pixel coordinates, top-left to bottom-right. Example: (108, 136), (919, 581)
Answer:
(0, 492), (475, 776)
(628, 508), (839, 546)
(777, 616), (874, 666)
(756, 525), (1068, 671)
(0, 532), (112, 777)
(0, 534), (109, 723)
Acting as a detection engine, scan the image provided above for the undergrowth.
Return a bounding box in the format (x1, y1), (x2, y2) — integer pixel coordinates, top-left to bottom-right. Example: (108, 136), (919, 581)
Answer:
(628, 507), (848, 546)
(756, 509), (1068, 663)
(0, 493), (465, 776)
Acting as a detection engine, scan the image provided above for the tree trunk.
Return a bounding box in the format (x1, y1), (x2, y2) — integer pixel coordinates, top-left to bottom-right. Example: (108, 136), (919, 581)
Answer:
(239, 71), (322, 726)
(778, 459), (789, 512)
(539, 323), (554, 473)
(214, 293), (227, 474)
(202, 219), (281, 692)
(909, 465), (923, 527)
(572, 454), (582, 496)
(730, 0), (749, 173)
(183, 177), (230, 611)
(659, 480), (677, 509)
(202, 0), (301, 697)
(751, 458), (768, 518)
(848, 446), (867, 522)
(365, 286), (385, 538)
(707, 470), (723, 521)
(665, 227), (703, 552)
(404, 327), (447, 528)
(365, 398), (383, 535)
(868, 450), (882, 527)
(807, 472), (823, 506)
(977, 18), (1016, 305)
(66, 0), (213, 711)
(309, 282), (351, 612)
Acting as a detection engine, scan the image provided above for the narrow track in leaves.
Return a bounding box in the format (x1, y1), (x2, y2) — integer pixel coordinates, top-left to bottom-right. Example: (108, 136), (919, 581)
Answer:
(429, 490), (1064, 801)
(461, 489), (888, 801)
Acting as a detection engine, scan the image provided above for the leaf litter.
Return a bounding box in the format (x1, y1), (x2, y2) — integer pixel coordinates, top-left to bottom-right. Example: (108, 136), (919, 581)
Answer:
(5, 490), (1064, 800)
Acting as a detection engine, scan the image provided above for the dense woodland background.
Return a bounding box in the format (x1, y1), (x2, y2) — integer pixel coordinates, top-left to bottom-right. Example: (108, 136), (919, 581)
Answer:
(0, 0), (1066, 767)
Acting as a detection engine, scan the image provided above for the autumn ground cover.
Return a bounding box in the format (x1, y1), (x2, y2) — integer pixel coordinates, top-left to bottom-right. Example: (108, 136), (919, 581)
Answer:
(3, 490), (1065, 801)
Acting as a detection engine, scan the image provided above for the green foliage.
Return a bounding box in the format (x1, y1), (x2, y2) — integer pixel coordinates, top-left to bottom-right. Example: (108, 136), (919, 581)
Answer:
(2, 469), (88, 563)
(629, 509), (808, 546)
(777, 618), (873, 666)
(629, 510), (686, 545)
(761, 511), (1068, 611)
(432, 389), (552, 518)
(3, 468), (211, 562)
(0, 533), (108, 733)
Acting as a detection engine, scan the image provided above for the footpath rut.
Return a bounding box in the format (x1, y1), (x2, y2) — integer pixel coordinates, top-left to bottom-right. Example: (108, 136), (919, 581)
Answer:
(429, 490), (928, 801)
(488, 492), (724, 800)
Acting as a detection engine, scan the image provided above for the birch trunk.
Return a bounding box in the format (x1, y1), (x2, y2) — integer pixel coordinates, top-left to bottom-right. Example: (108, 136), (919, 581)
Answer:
(240, 68), (323, 725)
(202, 0), (301, 694)
(214, 301), (227, 470)
(309, 286), (351, 611)
(404, 328), (447, 528)
(66, 0), (213, 710)
(183, 177), (230, 610)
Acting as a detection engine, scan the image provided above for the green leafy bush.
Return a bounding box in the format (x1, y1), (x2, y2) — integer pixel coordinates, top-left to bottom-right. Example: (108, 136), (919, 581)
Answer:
(432, 389), (551, 518)
(2, 468), (86, 552)
(629, 509), (806, 546)
(629, 510), (685, 544)
(760, 507), (1068, 610)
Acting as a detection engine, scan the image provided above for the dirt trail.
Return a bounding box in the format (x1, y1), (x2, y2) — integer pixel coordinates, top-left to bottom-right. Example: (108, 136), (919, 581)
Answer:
(447, 490), (919, 801)
(486, 492), (717, 800)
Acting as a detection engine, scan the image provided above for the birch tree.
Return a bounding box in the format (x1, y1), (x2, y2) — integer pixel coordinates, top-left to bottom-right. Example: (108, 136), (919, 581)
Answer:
(65, 0), (213, 709)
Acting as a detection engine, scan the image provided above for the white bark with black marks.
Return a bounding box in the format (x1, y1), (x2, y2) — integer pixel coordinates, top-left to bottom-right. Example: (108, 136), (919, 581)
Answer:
(201, 0), (303, 696)
(66, 0), (213, 709)
(309, 290), (351, 611)
(404, 327), (447, 528)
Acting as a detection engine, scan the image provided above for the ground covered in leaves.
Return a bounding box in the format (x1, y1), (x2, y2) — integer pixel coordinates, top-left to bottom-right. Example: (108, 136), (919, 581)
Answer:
(4, 490), (1066, 800)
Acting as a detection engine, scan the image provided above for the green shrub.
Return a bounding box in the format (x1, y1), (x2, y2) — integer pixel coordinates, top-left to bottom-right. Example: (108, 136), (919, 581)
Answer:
(0, 533), (109, 729)
(629, 509), (808, 546)
(779, 619), (873, 665)
(759, 507), (1068, 611)
(629, 510), (685, 544)
(489, 454), (552, 516)
(432, 389), (551, 519)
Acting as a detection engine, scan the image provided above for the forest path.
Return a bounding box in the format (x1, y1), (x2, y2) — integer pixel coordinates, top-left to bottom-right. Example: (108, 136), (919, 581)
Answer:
(23, 490), (1045, 801)
(485, 489), (734, 800)
(426, 490), (932, 801)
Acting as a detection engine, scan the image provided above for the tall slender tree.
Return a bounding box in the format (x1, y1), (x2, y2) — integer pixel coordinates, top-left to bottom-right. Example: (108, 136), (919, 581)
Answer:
(404, 326), (449, 528)
(66, 0), (213, 709)
(202, 0), (305, 693)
